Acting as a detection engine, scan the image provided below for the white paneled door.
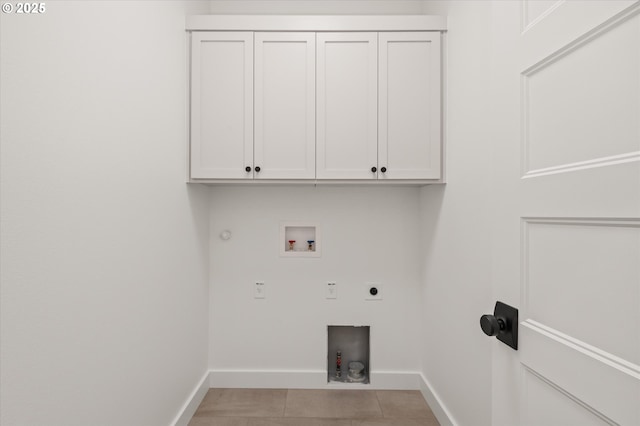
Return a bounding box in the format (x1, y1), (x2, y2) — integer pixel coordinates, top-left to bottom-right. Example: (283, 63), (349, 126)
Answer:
(491, 1), (640, 425)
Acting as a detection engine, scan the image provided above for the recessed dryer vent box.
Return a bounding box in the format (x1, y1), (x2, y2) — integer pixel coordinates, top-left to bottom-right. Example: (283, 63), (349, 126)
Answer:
(327, 325), (370, 384)
(280, 222), (320, 257)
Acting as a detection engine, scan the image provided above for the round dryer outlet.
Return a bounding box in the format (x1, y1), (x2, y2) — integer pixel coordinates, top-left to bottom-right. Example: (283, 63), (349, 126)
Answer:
(365, 283), (382, 300)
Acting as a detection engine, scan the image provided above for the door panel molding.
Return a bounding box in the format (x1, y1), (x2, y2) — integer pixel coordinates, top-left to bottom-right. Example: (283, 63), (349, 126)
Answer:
(521, 0), (566, 34)
(520, 3), (640, 76)
(521, 4), (640, 176)
(523, 319), (640, 379)
(521, 217), (640, 364)
(521, 322), (640, 425)
(522, 151), (640, 179)
(521, 365), (616, 426)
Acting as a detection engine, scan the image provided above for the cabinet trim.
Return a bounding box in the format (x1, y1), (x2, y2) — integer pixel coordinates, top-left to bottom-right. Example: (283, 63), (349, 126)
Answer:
(186, 15), (447, 32)
(187, 179), (443, 185)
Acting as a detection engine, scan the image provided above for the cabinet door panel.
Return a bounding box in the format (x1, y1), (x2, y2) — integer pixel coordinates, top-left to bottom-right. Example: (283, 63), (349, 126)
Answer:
(379, 32), (441, 180)
(317, 33), (378, 180)
(255, 32), (316, 179)
(190, 32), (253, 179)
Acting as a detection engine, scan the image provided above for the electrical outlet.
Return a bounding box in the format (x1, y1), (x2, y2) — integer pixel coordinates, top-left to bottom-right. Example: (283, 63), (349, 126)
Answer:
(365, 283), (382, 300)
(254, 281), (265, 299)
(326, 281), (337, 299)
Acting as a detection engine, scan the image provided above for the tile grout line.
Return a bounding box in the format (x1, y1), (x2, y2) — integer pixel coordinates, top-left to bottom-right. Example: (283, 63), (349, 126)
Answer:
(374, 389), (386, 419)
(282, 388), (289, 418)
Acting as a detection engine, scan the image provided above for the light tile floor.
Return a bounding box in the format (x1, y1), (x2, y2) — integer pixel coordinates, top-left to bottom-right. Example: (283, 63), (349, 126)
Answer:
(189, 389), (440, 426)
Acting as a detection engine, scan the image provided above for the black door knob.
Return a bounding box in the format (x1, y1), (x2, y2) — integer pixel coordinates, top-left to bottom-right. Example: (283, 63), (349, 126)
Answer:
(480, 301), (519, 350)
(369, 287), (378, 296)
(255, 166), (261, 173)
(480, 315), (504, 337)
(245, 166), (252, 172)
(381, 167), (387, 173)
(371, 167), (377, 173)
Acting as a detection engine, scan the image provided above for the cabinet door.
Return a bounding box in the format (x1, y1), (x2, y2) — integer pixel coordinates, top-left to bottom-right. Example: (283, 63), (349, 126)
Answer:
(254, 32), (316, 180)
(190, 32), (253, 179)
(379, 32), (441, 180)
(317, 33), (378, 180)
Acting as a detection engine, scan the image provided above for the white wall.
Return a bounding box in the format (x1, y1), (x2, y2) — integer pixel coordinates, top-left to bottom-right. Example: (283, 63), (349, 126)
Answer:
(208, 186), (423, 381)
(419, 2), (493, 425)
(209, 0), (426, 15)
(0, 2), (211, 425)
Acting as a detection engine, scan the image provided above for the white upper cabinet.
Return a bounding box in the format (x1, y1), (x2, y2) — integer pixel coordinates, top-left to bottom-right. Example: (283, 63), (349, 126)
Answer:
(254, 32), (316, 180)
(379, 32), (441, 180)
(317, 32), (441, 181)
(187, 16), (445, 183)
(316, 33), (378, 180)
(190, 32), (253, 179)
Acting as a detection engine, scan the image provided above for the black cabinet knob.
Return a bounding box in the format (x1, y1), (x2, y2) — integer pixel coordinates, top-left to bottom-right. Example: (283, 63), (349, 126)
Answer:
(371, 167), (377, 173)
(255, 166), (261, 173)
(480, 315), (504, 337)
(245, 166), (251, 172)
(381, 167), (387, 173)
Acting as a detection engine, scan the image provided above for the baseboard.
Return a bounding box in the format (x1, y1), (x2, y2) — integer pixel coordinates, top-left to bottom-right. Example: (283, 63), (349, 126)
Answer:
(171, 370), (210, 426)
(208, 369), (421, 390)
(418, 373), (457, 426)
